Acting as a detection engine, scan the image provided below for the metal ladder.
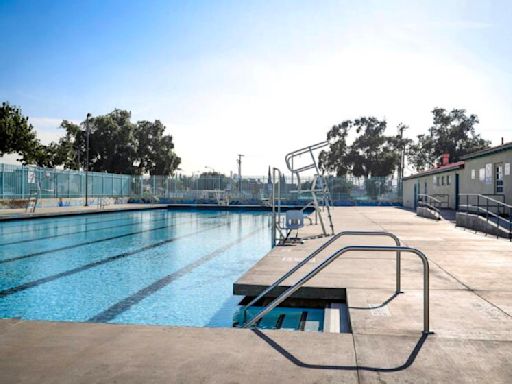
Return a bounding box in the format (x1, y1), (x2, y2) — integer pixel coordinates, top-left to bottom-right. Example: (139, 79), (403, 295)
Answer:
(285, 141), (334, 238)
(240, 237), (431, 334)
(25, 182), (41, 213)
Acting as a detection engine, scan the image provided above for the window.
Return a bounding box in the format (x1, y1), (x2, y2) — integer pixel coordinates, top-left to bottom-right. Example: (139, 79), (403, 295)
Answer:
(496, 164), (504, 193)
(479, 168), (485, 181)
(441, 176), (445, 185)
(471, 169), (476, 180)
(446, 175), (451, 185)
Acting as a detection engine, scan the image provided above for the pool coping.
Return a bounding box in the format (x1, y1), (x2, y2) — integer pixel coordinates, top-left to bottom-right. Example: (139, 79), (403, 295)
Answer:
(0, 204), (168, 222)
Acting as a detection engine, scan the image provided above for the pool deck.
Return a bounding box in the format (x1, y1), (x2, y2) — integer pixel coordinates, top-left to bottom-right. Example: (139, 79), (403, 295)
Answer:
(1, 207), (512, 383)
(0, 203), (168, 221)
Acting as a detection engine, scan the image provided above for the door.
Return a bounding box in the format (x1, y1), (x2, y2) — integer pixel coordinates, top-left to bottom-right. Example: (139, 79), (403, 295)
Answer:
(455, 173), (460, 210)
(495, 163), (504, 194)
(413, 183), (417, 210)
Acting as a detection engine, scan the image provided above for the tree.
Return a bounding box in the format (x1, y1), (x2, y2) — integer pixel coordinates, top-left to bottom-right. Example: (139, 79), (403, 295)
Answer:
(87, 109), (139, 174)
(135, 120), (181, 175)
(54, 120), (83, 170)
(0, 101), (41, 162)
(57, 110), (181, 175)
(320, 117), (402, 178)
(318, 122), (351, 176)
(408, 108), (490, 171)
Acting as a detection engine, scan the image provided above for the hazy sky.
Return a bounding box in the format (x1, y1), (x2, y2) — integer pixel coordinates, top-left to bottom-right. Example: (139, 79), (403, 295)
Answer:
(1, 0), (511, 175)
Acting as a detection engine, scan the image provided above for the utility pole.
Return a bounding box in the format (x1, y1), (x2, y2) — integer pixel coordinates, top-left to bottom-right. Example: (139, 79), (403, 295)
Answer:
(398, 123), (408, 193)
(85, 113), (91, 206)
(237, 154), (244, 193)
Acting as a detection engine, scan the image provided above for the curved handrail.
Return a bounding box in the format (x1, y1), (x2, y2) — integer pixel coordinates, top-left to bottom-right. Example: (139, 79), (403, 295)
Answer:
(242, 245), (430, 334)
(284, 141), (329, 173)
(243, 231), (403, 312)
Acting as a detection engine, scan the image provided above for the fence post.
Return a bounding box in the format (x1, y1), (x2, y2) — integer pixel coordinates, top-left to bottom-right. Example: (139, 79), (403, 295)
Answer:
(1, 163), (3, 199)
(21, 166), (25, 199)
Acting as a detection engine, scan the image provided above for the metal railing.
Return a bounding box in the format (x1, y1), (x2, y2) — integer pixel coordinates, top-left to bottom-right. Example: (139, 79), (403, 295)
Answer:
(458, 194), (512, 239)
(242, 245), (431, 334)
(431, 193), (450, 208)
(417, 194), (443, 218)
(271, 167), (283, 247)
(242, 231), (403, 316)
(284, 141), (329, 192)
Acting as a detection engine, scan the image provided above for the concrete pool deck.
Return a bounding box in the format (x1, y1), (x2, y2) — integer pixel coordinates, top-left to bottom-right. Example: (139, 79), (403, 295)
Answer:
(1, 207), (512, 383)
(0, 203), (168, 221)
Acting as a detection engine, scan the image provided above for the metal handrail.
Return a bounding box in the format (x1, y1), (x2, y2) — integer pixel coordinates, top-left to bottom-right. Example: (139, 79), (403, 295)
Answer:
(417, 194), (442, 218)
(271, 167), (283, 247)
(243, 245), (431, 334)
(431, 193), (450, 208)
(459, 193), (511, 209)
(284, 141), (329, 173)
(458, 194), (512, 239)
(417, 193), (442, 206)
(284, 141), (329, 194)
(458, 204), (506, 220)
(242, 231), (403, 313)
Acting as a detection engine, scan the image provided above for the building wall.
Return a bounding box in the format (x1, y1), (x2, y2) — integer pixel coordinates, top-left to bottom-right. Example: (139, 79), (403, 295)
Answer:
(460, 150), (512, 203)
(403, 169), (460, 209)
(403, 179), (415, 208)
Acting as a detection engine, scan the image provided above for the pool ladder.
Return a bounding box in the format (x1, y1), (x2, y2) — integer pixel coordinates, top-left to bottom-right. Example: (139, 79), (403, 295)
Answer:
(236, 308), (312, 331)
(240, 231), (431, 334)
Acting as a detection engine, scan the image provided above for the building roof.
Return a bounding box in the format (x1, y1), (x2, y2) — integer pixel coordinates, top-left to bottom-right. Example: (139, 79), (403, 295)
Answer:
(461, 142), (512, 161)
(403, 161), (464, 181)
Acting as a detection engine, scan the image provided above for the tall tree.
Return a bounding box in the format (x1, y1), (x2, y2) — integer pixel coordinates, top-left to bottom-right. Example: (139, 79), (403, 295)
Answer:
(318, 122), (351, 176)
(135, 120), (181, 175)
(408, 108), (490, 171)
(0, 101), (41, 163)
(87, 109), (139, 174)
(57, 110), (181, 175)
(54, 120), (83, 170)
(320, 117), (402, 178)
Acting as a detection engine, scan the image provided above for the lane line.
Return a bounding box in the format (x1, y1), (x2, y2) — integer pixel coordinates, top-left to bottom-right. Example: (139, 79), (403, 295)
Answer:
(0, 210), (167, 233)
(0, 222), (229, 298)
(0, 214), (176, 246)
(0, 216), (222, 265)
(88, 224), (266, 322)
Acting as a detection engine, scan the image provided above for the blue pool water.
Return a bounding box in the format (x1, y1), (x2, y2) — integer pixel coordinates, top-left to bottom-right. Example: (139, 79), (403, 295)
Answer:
(0, 209), (271, 327)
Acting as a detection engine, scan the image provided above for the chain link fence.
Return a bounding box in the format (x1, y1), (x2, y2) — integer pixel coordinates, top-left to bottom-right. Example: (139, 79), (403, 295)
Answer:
(0, 163), (401, 205)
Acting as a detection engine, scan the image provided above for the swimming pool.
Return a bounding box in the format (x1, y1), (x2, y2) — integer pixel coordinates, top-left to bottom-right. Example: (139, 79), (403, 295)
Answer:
(0, 209), (271, 327)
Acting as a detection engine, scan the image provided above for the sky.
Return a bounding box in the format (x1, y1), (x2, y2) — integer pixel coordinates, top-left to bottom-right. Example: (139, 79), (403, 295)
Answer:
(1, 0), (511, 176)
